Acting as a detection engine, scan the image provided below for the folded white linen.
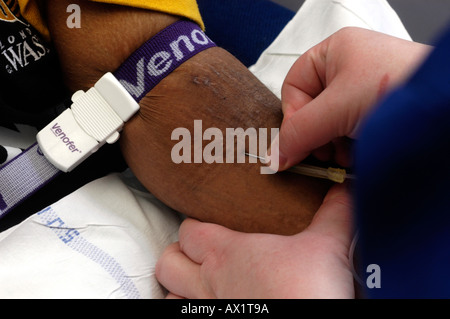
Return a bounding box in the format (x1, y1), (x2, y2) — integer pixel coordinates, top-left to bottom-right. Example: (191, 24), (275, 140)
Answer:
(249, 0), (412, 98)
(0, 172), (181, 299)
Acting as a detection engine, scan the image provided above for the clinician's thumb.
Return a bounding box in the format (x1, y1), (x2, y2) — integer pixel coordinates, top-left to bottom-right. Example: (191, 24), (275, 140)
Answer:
(307, 182), (353, 245)
(267, 92), (348, 171)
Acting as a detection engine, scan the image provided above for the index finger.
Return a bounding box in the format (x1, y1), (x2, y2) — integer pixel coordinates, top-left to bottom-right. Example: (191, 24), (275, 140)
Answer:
(281, 42), (328, 119)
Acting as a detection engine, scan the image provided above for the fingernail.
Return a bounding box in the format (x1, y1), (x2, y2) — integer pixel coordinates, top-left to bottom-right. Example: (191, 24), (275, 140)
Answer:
(265, 136), (287, 172)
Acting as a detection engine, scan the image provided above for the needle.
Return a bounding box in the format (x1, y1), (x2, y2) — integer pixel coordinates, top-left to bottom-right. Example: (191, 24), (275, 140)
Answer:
(245, 153), (355, 183)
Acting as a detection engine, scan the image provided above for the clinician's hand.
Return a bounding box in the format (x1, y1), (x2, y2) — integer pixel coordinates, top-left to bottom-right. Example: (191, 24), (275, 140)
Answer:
(268, 27), (431, 170)
(156, 183), (354, 299)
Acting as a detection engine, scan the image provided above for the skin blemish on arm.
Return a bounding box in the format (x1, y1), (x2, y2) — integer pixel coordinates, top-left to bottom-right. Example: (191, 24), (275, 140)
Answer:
(377, 73), (390, 99)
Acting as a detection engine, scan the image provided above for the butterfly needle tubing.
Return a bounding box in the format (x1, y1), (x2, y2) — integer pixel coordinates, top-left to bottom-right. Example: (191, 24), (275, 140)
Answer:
(245, 153), (355, 183)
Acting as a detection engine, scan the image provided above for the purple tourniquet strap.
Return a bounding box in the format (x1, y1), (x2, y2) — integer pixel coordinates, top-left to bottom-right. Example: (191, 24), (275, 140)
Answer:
(114, 20), (216, 102)
(0, 20), (215, 220)
(0, 143), (61, 219)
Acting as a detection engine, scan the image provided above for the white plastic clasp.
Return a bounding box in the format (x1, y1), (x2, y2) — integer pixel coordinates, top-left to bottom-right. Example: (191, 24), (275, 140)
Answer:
(37, 72), (140, 172)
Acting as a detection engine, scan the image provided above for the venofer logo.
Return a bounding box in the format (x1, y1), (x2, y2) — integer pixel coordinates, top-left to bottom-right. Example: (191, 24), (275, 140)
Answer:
(50, 123), (82, 154)
(114, 20), (216, 102)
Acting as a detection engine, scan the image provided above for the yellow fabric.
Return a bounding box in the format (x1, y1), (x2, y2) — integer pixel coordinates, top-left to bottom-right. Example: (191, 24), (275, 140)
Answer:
(17, 0), (204, 42)
(17, 0), (48, 39)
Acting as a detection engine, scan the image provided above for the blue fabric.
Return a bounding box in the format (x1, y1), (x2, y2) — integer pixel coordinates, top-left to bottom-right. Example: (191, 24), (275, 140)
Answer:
(197, 0), (295, 67)
(355, 25), (450, 298)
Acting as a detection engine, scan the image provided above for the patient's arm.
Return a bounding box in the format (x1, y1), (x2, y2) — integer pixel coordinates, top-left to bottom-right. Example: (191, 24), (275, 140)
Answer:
(46, 0), (331, 235)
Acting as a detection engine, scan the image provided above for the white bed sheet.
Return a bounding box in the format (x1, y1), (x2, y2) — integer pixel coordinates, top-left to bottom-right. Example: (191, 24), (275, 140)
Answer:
(249, 0), (412, 98)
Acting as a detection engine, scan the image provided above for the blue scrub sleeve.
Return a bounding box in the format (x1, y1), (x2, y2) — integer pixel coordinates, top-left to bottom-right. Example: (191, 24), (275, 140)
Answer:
(355, 24), (450, 298)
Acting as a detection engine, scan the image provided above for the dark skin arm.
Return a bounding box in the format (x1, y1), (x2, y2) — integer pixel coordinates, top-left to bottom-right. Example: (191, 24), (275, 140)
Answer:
(45, 0), (331, 235)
